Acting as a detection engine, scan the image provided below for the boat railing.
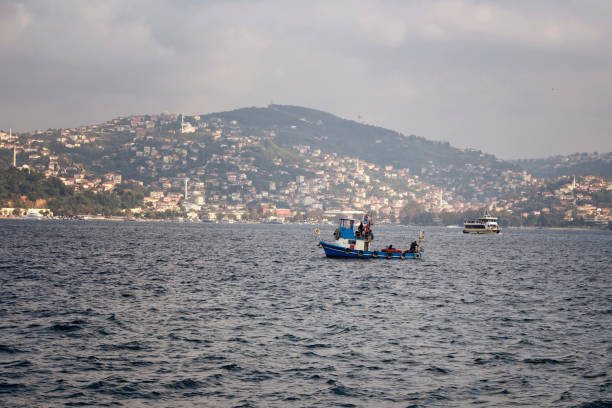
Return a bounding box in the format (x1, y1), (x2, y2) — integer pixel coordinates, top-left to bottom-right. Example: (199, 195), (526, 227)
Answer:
(466, 218), (497, 224)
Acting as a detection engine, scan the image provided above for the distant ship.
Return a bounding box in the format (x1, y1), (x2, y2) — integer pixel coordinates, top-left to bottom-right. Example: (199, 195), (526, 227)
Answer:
(24, 211), (44, 220)
(463, 210), (501, 234)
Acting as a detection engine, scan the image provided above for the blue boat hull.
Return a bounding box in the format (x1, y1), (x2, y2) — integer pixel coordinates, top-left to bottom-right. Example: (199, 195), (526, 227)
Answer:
(320, 241), (422, 259)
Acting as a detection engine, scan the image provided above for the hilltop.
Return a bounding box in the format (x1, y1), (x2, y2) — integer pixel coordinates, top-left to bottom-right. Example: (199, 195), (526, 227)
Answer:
(201, 105), (517, 184)
(512, 152), (612, 179)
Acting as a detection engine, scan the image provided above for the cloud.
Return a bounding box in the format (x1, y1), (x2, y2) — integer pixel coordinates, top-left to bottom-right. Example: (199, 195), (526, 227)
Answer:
(421, 0), (602, 48)
(1, 0), (611, 158)
(0, 2), (32, 48)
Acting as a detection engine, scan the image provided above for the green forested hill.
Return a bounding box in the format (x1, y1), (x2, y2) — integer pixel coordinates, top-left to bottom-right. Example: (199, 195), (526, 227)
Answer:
(0, 168), (143, 216)
(0, 167), (72, 205)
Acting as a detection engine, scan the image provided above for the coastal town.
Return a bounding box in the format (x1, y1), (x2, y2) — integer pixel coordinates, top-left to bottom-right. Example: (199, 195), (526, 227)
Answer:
(1, 110), (611, 227)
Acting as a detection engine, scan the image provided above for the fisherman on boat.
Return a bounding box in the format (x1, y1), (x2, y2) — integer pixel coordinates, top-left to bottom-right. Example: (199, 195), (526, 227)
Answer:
(363, 215), (372, 241)
(357, 221), (364, 238)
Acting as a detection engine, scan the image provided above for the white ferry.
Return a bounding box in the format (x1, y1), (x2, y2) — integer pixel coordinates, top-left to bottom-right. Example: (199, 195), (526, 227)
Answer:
(24, 210), (44, 220)
(463, 210), (501, 234)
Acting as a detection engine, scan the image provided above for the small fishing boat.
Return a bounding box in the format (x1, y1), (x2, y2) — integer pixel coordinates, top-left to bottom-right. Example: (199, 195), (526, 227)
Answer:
(315, 216), (424, 259)
(463, 210), (501, 234)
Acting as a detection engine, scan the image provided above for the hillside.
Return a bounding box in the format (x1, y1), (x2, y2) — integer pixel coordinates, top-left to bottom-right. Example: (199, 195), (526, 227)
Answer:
(513, 152), (612, 179)
(195, 105), (528, 201)
(1, 104), (611, 225)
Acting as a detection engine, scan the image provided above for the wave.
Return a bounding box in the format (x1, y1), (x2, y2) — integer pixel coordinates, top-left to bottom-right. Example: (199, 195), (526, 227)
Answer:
(0, 345), (25, 354)
(523, 357), (573, 365)
(164, 378), (203, 390)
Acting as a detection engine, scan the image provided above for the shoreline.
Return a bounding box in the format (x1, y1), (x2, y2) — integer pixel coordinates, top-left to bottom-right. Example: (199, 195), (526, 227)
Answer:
(505, 226), (607, 231)
(0, 216), (609, 230)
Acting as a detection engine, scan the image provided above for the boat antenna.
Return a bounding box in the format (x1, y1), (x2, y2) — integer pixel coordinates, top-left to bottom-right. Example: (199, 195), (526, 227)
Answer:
(314, 227), (322, 247)
(417, 230), (425, 254)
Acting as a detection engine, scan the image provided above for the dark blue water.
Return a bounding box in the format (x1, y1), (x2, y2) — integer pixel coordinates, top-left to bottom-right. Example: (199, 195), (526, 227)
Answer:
(0, 220), (610, 407)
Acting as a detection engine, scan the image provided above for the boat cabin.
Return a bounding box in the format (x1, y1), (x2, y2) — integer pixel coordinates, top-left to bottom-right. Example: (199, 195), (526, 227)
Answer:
(465, 210), (498, 225)
(338, 218), (356, 239)
(332, 217), (374, 251)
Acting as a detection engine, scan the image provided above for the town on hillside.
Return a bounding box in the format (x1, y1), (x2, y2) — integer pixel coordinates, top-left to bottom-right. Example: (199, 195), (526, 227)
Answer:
(1, 111), (611, 227)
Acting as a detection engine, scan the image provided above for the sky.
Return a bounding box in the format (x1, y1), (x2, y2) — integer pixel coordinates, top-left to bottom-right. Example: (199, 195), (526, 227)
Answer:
(1, 0), (611, 159)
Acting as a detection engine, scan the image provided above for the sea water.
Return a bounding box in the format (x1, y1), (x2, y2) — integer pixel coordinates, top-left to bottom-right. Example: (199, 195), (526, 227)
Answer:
(0, 220), (610, 407)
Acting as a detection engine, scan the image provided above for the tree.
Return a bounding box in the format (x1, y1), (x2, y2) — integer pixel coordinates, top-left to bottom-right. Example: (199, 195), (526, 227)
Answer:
(399, 200), (427, 224)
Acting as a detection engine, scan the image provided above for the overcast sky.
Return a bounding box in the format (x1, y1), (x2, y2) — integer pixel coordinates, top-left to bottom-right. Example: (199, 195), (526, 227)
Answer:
(1, 0), (610, 159)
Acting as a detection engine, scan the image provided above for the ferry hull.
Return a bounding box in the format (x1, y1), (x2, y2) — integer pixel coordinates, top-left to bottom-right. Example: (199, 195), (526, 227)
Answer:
(320, 241), (422, 259)
(462, 228), (501, 234)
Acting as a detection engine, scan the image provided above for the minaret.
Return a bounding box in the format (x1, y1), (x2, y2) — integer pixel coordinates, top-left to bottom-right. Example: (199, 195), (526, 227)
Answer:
(572, 175), (577, 208)
(184, 177), (189, 200)
(11, 128), (16, 167)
